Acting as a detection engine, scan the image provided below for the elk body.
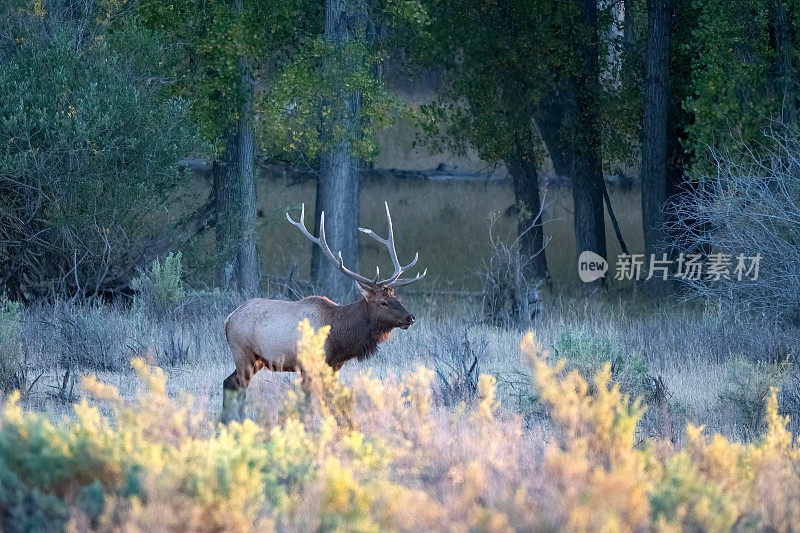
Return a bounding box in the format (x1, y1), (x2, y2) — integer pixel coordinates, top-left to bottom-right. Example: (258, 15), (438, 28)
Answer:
(221, 202), (426, 422)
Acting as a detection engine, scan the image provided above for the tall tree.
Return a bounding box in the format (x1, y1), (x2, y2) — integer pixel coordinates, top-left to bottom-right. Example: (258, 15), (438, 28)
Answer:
(230, 0), (260, 297)
(311, 0), (368, 302)
(139, 0), (298, 293)
(260, 2), (429, 298)
(421, 0), (638, 288)
(641, 0), (672, 296)
(532, 0), (608, 289)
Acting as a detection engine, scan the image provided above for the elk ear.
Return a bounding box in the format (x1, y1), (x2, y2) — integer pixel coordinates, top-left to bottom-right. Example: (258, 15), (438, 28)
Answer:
(356, 282), (376, 298)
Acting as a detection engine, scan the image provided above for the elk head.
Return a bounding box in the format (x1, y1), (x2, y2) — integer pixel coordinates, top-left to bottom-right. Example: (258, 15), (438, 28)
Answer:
(358, 285), (415, 329)
(286, 201), (426, 330)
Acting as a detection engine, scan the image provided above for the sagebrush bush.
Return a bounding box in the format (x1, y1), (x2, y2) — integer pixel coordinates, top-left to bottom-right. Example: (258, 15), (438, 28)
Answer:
(0, 296), (22, 393)
(1, 323), (799, 531)
(718, 357), (791, 435)
(51, 302), (131, 373)
(131, 252), (188, 317)
(554, 326), (650, 399)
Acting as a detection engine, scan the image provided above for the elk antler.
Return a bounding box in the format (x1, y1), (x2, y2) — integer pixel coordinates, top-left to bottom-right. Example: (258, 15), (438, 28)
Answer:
(358, 202), (426, 288)
(286, 202), (426, 290)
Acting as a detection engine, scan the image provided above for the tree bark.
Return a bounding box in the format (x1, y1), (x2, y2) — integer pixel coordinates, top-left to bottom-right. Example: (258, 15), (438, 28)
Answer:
(535, 94), (606, 291)
(534, 0), (607, 290)
(214, 0), (261, 296)
(574, 0), (607, 292)
(312, 0), (365, 303)
(642, 0), (672, 297)
(505, 144), (547, 280)
(771, 0), (796, 126)
(214, 153), (239, 290)
(234, 55), (261, 297)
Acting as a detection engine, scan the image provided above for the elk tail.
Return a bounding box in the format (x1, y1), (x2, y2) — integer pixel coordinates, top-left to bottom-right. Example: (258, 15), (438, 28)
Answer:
(224, 312), (234, 342)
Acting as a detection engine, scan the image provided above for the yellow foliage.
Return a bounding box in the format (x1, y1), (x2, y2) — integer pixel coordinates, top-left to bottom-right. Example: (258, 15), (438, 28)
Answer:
(1, 327), (799, 531)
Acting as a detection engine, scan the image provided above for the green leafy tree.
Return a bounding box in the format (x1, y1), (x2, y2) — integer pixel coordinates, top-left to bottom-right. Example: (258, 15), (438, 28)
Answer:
(259, 0), (429, 300)
(137, 0), (301, 295)
(0, 0), (205, 299)
(417, 0), (639, 286)
(678, 0), (800, 170)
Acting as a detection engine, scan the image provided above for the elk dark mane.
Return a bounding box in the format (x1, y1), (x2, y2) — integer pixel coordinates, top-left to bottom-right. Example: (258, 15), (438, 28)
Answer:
(322, 299), (395, 368)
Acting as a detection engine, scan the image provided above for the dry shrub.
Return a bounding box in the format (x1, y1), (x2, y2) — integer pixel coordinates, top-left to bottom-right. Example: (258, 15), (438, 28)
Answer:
(0, 296), (22, 393)
(1, 323), (800, 531)
(670, 127), (800, 322)
(481, 213), (543, 330)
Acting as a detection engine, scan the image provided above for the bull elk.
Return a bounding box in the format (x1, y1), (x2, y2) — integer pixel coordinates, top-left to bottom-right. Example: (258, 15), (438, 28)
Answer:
(221, 202), (426, 421)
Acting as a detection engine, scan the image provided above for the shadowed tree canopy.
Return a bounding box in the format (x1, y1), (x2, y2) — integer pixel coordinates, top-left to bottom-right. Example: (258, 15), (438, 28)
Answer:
(138, 0), (304, 296)
(416, 0), (640, 286)
(0, 0), (206, 300)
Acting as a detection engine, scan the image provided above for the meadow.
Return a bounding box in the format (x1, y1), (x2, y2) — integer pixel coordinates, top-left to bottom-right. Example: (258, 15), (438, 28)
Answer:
(2, 177), (800, 531)
(182, 171), (643, 293)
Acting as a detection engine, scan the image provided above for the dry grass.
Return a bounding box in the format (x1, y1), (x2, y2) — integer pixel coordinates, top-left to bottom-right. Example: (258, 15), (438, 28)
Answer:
(8, 290), (798, 444)
(183, 174), (643, 293)
(3, 320), (800, 531)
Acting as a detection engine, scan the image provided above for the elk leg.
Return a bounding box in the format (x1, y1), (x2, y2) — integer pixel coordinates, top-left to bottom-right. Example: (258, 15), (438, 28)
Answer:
(221, 357), (264, 423)
(221, 370), (248, 423)
(296, 361), (312, 393)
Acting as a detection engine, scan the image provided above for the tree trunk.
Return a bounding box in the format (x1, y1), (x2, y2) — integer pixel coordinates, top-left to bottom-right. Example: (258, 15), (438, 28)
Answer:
(535, 0), (607, 290)
(214, 152), (239, 290)
(642, 0), (672, 297)
(534, 90), (606, 290)
(312, 0), (365, 303)
(505, 145), (547, 280)
(212, 0), (261, 296)
(771, 0), (796, 126)
(570, 135), (607, 292)
(234, 55), (261, 297)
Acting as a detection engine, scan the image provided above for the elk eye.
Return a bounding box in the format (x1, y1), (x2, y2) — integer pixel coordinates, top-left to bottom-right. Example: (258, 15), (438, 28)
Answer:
(380, 300), (388, 307)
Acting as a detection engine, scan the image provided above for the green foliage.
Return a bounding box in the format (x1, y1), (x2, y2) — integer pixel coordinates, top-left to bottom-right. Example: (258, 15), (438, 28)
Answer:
(684, 0), (800, 166)
(650, 452), (738, 530)
(137, 0), (302, 147)
(0, 1), (205, 298)
(131, 252), (187, 315)
(259, 0), (431, 164)
(75, 480), (105, 522)
(260, 38), (409, 163)
(718, 357), (791, 432)
(416, 0), (640, 170)
(554, 326), (650, 398)
(0, 459), (68, 533)
(0, 297), (22, 393)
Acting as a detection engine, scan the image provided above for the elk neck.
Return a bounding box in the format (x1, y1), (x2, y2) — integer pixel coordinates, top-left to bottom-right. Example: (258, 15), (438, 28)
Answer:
(323, 298), (393, 368)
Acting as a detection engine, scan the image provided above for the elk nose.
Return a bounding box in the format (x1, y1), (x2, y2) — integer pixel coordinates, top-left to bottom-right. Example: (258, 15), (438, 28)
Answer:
(407, 314), (415, 324)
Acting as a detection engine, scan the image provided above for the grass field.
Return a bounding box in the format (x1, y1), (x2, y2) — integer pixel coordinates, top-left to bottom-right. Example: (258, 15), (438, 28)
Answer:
(3, 287), (799, 530)
(183, 172), (643, 294)
(5, 178), (800, 531)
